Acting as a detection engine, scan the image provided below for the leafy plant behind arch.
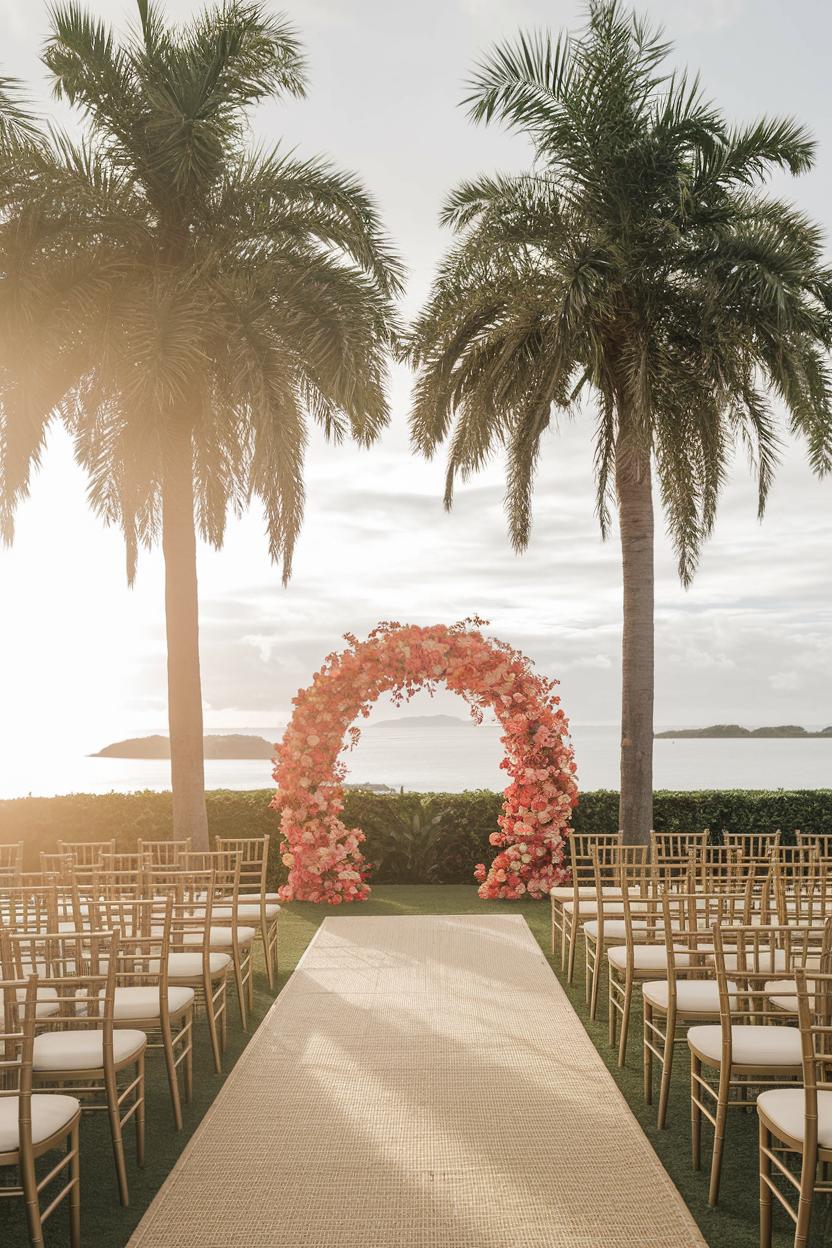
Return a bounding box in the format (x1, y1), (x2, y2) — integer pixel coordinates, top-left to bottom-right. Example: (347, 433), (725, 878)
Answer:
(272, 620), (579, 902)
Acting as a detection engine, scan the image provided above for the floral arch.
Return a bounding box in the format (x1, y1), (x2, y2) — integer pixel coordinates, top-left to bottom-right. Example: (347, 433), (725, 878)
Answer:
(271, 620), (579, 904)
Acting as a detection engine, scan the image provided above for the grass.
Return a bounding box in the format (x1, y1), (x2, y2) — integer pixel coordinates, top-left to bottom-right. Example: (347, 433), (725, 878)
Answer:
(2, 885), (828, 1246)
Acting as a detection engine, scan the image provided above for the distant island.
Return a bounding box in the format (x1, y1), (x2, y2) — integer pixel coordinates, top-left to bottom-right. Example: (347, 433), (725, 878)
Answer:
(92, 734), (275, 759)
(656, 724), (832, 739)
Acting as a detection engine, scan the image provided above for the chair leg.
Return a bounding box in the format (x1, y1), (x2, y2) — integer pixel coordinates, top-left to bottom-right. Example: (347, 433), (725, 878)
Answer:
(205, 972), (223, 1074)
(567, 918), (579, 983)
(21, 1141), (44, 1248)
(136, 1054), (146, 1168)
(795, 1142), (817, 1248)
(261, 918), (274, 988)
(104, 1063), (130, 1205)
(231, 946), (248, 1031)
(643, 1002), (653, 1104)
(608, 967), (618, 1049)
(758, 1118), (772, 1248)
(69, 1118), (81, 1248)
(550, 900), (557, 956)
(560, 909), (570, 971)
(708, 1075), (729, 1206)
(657, 1007), (676, 1130)
(691, 1054), (702, 1170)
(618, 971), (633, 1067)
(161, 1015), (184, 1131)
(184, 1009), (194, 1102)
(589, 938), (603, 1021)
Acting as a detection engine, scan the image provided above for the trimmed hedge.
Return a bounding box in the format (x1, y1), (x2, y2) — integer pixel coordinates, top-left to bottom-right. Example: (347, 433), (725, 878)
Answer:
(1, 787), (830, 886)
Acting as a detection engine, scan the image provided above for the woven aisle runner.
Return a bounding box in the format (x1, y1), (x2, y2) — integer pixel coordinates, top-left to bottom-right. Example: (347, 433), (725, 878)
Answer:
(128, 914), (707, 1247)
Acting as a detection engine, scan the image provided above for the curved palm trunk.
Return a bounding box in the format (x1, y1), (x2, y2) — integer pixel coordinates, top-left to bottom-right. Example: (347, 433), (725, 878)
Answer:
(161, 424), (209, 849)
(616, 439), (654, 845)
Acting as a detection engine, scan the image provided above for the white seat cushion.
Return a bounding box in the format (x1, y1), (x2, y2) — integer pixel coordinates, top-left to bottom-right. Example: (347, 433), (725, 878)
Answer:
(758, 1088), (832, 1148)
(0, 1094), (80, 1153)
(182, 926), (255, 948)
(165, 952), (231, 978)
(110, 986), (194, 1020)
(33, 1029), (146, 1071)
(643, 979), (736, 1014)
(688, 1024), (803, 1067)
(237, 892), (280, 903)
(550, 886), (595, 901)
(584, 919), (654, 940)
(15, 985), (60, 1020)
(608, 945), (690, 972)
(565, 900), (626, 916)
(762, 979), (818, 1014)
(211, 903), (280, 921)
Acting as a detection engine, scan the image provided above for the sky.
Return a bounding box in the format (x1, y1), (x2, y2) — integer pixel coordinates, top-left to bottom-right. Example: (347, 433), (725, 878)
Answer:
(0, 0), (831, 764)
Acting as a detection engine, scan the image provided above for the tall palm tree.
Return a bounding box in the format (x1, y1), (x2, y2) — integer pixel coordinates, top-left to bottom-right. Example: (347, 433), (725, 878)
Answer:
(0, 1), (402, 846)
(407, 1), (832, 843)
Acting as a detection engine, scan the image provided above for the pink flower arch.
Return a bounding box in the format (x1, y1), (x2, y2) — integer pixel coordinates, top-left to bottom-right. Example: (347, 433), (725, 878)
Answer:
(271, 620), (579, 903)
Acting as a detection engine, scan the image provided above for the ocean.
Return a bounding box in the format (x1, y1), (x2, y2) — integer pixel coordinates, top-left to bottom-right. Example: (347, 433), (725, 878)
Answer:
(0, 721), (829, 799)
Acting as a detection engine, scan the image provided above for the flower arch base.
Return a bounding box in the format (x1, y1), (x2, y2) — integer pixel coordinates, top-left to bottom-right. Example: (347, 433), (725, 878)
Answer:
(272, 620), (578, 904)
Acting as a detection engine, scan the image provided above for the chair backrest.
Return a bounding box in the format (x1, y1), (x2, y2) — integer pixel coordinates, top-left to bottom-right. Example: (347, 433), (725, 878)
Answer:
(38, 852), (74, 882)
(651, 831), (709, 890)
(85, 897), (172, 1012)
(216, 836), (269, 898)
(100, 852), (145, 874)
(722, 830), (781, 864)
(89, 864), (146, 904)
(0, 884), (58, 936)
(138, 839), (191, 868)
(0, 842), (24, 884)
(180, 850), (240, 908)
(692, 845), (744, 892)
(58, 840), (115, 867)
(568, 832), (622, 894)
(796, 831), (832, 863)
(0, 973), (37, 1152)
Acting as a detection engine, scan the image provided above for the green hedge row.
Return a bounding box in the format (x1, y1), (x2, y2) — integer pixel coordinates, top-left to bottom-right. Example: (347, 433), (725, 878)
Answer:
(1, 787), (830, 886)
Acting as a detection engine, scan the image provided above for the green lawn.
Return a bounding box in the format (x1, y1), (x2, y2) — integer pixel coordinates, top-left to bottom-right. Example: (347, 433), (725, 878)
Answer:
(2, 886), (827, 1246)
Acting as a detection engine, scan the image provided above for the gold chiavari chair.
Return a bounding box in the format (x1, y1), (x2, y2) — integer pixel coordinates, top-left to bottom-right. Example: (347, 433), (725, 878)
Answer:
(796, 830), (832, 863)
(99, 852), (146, 875)
(57, 840), (115, 867)
(584, 845), (649, 1020)
(85, 895), (193, 1131)
(692, 844), (745, 892)
(0, 841), (24, 885)
(148, 868), (230, 1074)
(7, 929), (146, 1207)
(607, 881), (677, 1067)
(561, 832), (625, 981)
(180, 851), (255, 1030)
(0, 974), (81, 1247)
(689, 923), (818, 1207)
(89, 863), (147, 905)
(642, 888), (751, 1129)
(216, 836), (280, 989)
(758, 956), (832, 1248)
(550, 831), (623, 966)
(651, 830), (709, 891)
(37, 854), (74, 884)
(771, 847), (828, 927)
(723, 829), (782, 869)
(138, 839), (191, 869)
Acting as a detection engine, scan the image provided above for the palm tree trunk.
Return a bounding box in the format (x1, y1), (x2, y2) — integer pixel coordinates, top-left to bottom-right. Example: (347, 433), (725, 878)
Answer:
(616, 437), (654, 844)
(161, 423), (209, 849)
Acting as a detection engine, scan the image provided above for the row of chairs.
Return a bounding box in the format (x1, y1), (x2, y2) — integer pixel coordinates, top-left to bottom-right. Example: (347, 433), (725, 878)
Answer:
(551, 830), (832, 1248)
(0, 835), (281, 1247)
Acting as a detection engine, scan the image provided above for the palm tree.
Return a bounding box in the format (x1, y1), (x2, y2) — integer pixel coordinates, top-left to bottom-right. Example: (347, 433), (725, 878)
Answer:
(0, 1), (402, 847)
(407, 1), (832, 843)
